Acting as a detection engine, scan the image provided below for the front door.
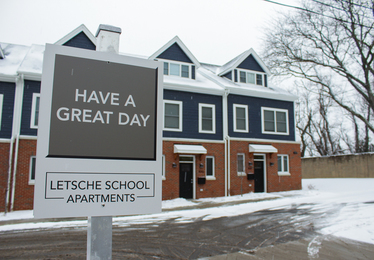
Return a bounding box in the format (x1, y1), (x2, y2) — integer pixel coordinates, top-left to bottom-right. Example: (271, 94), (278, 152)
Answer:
(179, 163), (193, 199)
(254, 154), (265, 192)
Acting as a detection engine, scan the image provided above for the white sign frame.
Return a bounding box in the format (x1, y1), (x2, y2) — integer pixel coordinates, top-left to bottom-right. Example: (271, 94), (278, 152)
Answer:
(34, 44), (163, 218)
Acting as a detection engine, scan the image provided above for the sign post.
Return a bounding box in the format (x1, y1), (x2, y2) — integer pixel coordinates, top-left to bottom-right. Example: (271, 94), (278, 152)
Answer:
(34, 25), (163, 259)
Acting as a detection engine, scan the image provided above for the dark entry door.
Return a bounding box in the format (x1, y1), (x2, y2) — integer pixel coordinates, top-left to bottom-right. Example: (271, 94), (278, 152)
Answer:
(179, 163), (193, 199)
(254, 161), (265, 192)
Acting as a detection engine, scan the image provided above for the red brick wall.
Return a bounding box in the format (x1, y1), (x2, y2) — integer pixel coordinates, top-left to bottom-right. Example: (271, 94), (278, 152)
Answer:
(229, 140), (301, 195)
(12, 139), (36, 211)
(162, 141), (226, 200)
(0, 142), (11, 212)
(1, 138), (301, 212)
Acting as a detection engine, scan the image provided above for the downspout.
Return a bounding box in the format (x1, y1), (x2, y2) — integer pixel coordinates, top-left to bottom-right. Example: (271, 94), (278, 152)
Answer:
(6, 74), (24, 213)
(10, 134), (20, 211)
(223, 89), (230, 196)
(4, 136), (15, 214)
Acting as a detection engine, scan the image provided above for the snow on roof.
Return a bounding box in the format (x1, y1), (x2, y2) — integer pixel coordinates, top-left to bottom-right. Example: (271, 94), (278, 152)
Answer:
(0, 43), (31, 78)
(0, 26), (296, 102)
(18, 44), (45, 78)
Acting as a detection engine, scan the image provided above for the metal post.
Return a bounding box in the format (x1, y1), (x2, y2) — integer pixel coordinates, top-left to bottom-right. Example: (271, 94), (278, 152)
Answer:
(87, 216), (112, 260)
(86, 24), (122, 260)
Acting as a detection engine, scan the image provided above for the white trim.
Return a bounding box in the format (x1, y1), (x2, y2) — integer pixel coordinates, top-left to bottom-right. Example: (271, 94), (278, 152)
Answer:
(162, 60), (192, 79)
(149, 36), (201, 67)
(174, 144), (207, 154)
(30, 93), (40, 129)
(218, 48), (271, 76)
(229, 137), (300, 144)
(178, 155), (196, 199)
(237, 153), (246, 176)
(162, 137), (225, 143)
(55, 24), (96, 47)
(233, 104), (249, 133)
(261, 107), (289, 135)
(206, 156), (215, 180)
(249, 144), (278, 153)
(29, 156), (36, 185)
(199, 103), (216, 134)
(0, 94), (3, 131)
(162, 155), (166, 180)
(163, 100), (183, 132)
(277, 154), (290, 176)
(254, 153), (267, 192)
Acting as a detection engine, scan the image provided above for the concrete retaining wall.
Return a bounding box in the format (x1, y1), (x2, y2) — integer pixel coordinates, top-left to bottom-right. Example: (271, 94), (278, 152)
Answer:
(302, 153), (374, 178)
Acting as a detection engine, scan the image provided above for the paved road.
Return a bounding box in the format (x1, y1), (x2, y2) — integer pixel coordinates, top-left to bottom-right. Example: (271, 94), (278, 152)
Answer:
(0, 203), (373, 259)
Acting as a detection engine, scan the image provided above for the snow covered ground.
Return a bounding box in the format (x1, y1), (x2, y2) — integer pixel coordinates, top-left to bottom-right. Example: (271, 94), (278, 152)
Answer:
(1, 179), (374, 245)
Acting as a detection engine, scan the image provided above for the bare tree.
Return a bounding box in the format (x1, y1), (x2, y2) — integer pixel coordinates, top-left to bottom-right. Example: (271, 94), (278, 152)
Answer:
(263, 0), (374, 135)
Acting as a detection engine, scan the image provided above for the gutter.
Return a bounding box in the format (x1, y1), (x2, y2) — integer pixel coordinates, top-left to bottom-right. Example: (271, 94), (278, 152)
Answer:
(9, 134), (20, 211)
(4, 136), (15, 214)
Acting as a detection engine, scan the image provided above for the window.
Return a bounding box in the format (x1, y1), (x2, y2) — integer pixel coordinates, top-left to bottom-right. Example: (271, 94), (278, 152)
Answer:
(163, 61), (191, 78)
(233, 104), (248, 132)
(206, 156), (215, 179)
(199, 103), (216, 134)
(163, 62), (169, 75)
(162, 155), (166, 180)
(29, 156), (36, 184)
(0, 94), (3, 130)
(237, 153), (245, 176)
(164, 100), (182, 131)
(238, 70), (264, 86)
(277, 155), (290, 176)
(30, 93), (40, 129)
(262, 107), (289, 135)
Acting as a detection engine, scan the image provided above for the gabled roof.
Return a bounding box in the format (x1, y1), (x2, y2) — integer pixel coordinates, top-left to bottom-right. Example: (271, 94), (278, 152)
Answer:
(149, 36), (200, 67)
(55, 24), (96, 47)
(217, 48), (271, 76)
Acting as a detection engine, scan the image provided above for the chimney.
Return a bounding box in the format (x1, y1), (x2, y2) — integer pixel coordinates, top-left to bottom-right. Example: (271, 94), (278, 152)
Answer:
(95, 24), (122, 54)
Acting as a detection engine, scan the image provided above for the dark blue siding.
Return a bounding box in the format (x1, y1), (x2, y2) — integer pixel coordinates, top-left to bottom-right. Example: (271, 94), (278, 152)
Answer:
(0, 82), (15, 138)
(223, 71), (232, 80)
(20, 80), (40, 136)
(238, 54), (265, 72)
(163, 90), (223, 140)
(63, 32), (96, 50)
(157, 43), (193, 63)
(228, 94), (295, 141)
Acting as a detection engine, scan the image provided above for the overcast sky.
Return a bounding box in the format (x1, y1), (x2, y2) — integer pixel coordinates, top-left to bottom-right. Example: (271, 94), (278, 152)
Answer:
(1, 0), (297, 65)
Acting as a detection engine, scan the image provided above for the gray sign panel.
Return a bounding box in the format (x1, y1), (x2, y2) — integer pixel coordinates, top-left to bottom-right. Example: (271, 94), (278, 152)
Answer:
(34, 44), (163, 218)
(49, 54), (157, 160)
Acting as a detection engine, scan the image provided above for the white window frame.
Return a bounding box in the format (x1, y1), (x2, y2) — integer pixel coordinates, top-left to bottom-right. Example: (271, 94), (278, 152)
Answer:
(237, 69), (265, 86)
(277, 154), (290, 176)
(163, 100), (183, 132)
(233, 104), (249, 133)
(261, 107), (289, 135)
(30, 93), (40, 129)
(0, 94), (4, 131)
(162, 60), (191, 79)
(206, 156), (215, 180)
(29, 156), (36, 185)
(199, 103), (216, 134)
(162, 155), (166, 180)
(237, 153), (246, 176)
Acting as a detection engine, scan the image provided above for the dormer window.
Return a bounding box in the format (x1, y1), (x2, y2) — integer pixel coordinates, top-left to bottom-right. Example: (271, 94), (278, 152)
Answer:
(163, 61), (195, 79)
(237, 69), (266, 87)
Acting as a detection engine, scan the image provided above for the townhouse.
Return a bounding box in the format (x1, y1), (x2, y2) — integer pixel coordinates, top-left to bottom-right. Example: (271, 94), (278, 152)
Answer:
(0, 25), (301, 212)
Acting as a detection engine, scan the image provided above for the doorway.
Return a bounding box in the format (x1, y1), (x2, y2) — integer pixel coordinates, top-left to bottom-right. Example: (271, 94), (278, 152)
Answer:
(254, 154), (266, 192)
(179, 156), (194, 199)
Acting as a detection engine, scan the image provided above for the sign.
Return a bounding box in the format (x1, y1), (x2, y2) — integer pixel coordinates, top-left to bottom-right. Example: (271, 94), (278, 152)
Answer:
(33, 44), (163, 218)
